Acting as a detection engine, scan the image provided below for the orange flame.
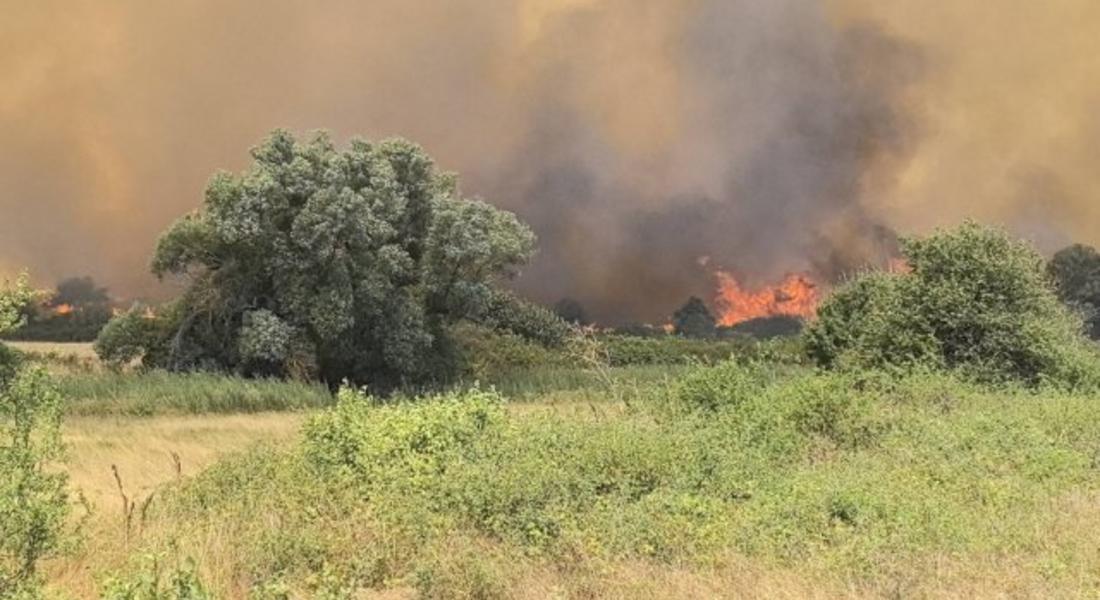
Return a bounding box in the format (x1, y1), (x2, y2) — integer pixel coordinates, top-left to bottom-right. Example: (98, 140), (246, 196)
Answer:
(714, 272), (821, 326)
(53, 303), (74, 316)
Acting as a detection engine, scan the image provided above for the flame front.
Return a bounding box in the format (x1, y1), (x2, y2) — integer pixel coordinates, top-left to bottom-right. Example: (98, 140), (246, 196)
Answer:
(714, 272), (820, 326)
(53, 303), (74, 316)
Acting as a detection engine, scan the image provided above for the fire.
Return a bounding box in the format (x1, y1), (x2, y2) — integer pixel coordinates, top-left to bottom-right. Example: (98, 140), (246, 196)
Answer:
(714, 272), (821, 326)
(53, 303), (74, 316)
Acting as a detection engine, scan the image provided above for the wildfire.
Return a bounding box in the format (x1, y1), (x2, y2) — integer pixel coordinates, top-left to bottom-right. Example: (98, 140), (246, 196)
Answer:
(53, 303), (74, 316)
(714, 272), (821, 326)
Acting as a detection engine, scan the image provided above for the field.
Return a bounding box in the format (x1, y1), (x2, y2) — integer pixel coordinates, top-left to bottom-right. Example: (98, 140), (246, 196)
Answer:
(12, 340), (1100, 599)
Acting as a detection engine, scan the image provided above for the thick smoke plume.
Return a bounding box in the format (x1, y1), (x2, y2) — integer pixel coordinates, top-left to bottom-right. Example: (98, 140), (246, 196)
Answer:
(3, 1), (1099, 322)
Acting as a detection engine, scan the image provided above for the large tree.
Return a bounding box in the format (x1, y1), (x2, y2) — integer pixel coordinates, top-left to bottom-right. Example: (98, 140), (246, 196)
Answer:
(104, 130), (535, 388)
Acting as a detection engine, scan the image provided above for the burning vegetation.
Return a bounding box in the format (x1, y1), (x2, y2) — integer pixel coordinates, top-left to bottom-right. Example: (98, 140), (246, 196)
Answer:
(713, 272), (821, 326)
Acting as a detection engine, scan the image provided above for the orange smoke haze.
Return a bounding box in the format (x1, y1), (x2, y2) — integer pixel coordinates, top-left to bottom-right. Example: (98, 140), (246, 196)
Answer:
(714, 273), (821, 326)
(2, 1), (1100, 323)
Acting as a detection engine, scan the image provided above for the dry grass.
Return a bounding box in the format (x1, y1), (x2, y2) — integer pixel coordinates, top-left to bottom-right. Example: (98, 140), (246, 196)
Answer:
(43, 412), (307, 598)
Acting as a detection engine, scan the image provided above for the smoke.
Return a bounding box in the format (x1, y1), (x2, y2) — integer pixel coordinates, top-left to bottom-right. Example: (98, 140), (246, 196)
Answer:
(2, 0), (1098, 322)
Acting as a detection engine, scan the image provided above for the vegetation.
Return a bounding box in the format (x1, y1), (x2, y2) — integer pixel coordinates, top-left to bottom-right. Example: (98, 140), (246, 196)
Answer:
(476, 289), (570, 349)
(97, 129), (536, 390)
(5, 202), (1100, 597)
(1048, 243), (1100, 339)
(672, 296), (717, 339)
(77, 366), (1100, 598)
(3, 276), (113, 343)
(0, 276), (69, 598)
(723, 315), (804, 339)
(807, 222), (1100, 388)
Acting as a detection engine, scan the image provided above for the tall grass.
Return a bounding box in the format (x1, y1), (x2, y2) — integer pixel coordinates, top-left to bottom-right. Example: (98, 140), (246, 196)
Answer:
(57, 371), (332, 417)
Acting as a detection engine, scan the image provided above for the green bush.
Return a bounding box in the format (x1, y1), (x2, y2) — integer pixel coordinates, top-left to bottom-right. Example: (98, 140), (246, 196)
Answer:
(450, 323), (570, 382)
(478, 289), (571, 348)
(100, 555), (212, 600)
(806, 222), (1100, 387)
(1, 276), (68, 598)
(94, 304), (164, 368)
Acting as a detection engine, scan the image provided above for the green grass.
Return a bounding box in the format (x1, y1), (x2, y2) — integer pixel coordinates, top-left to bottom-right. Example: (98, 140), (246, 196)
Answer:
(476, 364), (688, 399)
(76, 365), (1100, 598)
(57, 371), (333, 416)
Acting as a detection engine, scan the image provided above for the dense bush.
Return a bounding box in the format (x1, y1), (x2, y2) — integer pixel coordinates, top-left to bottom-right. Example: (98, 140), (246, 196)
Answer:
(807, 222), (1100, 387)
(477, 289), (570, 348)
(94, 304), (164, 368)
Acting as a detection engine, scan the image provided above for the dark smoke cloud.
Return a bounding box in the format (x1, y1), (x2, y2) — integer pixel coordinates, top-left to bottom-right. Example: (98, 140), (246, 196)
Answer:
(490, 2), (924, 321)
(4, 1), (1096, 323)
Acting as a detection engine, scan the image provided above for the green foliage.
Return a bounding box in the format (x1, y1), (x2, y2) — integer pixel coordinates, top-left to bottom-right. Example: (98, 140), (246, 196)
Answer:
(58, 370), (332, 417)
(119, 364), (1100, 596)
(478, 289), (570, 348)
(672, 296), (717, 339)
(601, 334), (803, 367)
(0, 274), (33, 336)
(100, 555), (212, 600)
(95, 305), (163, 368)
(1047, 243), (1100, 338)
(450, 323), (569, 382)
(807, 222), (1100, 387)
(100, 129), (535, 390)
(1, 275), (68, 597)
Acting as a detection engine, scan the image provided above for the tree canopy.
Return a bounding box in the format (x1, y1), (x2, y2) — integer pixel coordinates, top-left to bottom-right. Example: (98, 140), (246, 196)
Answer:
(99, 130), (536, 388)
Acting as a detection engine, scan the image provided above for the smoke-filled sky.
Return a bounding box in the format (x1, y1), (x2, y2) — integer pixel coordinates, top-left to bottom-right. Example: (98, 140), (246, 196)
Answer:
(3, 0), (1100, 322)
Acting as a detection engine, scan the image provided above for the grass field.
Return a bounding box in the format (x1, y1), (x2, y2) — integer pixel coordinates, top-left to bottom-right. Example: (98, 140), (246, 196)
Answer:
(8, 342), (1100, 598)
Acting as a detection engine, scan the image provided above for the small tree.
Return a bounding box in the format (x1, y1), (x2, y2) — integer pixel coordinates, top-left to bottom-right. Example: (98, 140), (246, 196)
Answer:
(807, 222), (1100, 387)
(1047, 243), (1100, 338)
(672, 297), (717, 339)
(0, 275), (68, 597)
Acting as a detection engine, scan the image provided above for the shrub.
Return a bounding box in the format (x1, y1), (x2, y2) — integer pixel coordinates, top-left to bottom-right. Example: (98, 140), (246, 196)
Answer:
(100, 555), (212, 600)
(1, 275), (68, 597)
(303, 387), (506, 488)
(450, 323), (569, 382)
(478, 289), (570, 348)
(95, 305), (163, 368)
(806, 222), (1100, 387)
